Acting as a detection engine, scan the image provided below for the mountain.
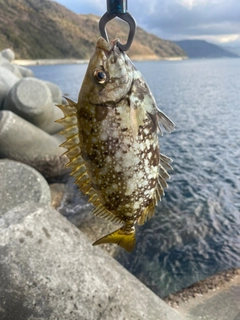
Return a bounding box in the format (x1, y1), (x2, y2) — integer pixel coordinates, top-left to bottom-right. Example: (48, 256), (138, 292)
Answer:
(174, 40), (239, 59)
(0, 0), (186, 60)
(220, 45), (240, 57)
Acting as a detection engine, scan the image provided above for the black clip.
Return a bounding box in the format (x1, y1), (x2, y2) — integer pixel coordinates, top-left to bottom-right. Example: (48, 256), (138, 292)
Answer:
(99, 0), (136, 52)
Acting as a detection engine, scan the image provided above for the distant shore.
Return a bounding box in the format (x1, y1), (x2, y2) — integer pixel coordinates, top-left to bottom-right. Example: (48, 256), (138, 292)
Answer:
(13, 59), (89, 66)
(13, 56), (187, 66)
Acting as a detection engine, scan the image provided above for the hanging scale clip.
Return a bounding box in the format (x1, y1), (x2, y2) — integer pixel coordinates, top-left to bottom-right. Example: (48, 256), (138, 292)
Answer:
(99, 0), (136, 51)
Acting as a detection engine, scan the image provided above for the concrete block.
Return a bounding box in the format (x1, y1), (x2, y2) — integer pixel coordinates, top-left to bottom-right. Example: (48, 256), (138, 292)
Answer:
(0, 159), (51, 216)
(0, 66), (19, 108)
(45, 80), (62, 104)
(0, 203), (185, 320)
(0, 110), (67, 179)
(1, 48), (15, 62)
(0, 61), (23, 78)
(0, 52), (9, 65)
(3, 78), (63, 134)
(16, 65), (34, 77)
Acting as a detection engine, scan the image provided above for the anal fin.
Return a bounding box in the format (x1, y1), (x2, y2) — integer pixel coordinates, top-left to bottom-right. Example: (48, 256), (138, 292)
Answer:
(137, 200), (155, 225)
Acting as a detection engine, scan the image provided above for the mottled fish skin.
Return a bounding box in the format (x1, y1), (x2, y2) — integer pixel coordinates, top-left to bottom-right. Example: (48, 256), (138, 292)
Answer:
(57, 37), (175, 252)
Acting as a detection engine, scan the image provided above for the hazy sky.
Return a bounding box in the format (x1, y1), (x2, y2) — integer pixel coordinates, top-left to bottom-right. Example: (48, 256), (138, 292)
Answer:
(54, 0), (240, 46)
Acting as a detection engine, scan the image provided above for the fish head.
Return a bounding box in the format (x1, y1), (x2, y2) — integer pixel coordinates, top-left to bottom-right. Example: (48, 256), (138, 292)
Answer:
(79, 37), (133, 105)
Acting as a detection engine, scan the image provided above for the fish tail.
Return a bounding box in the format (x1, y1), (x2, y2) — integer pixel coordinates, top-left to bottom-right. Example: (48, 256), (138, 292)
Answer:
(92, 225), (136, 252)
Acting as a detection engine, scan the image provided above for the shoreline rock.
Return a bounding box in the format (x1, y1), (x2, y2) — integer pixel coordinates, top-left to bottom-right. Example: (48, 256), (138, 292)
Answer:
(165, 268), (240, 320)
(164, 268), (240, 307)
(0, 111), (68, 179)
(0, 159), (51, 216)
(0, 48), (68, 179)
(0, 201), (185, 320)
(3, 78), (63, 134)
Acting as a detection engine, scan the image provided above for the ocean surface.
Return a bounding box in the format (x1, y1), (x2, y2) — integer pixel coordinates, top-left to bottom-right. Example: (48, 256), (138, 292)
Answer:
(29, 58), (240, 298)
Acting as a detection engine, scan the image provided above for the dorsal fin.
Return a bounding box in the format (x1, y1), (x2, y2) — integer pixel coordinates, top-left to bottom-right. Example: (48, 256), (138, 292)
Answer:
(56, 99), (101, 208)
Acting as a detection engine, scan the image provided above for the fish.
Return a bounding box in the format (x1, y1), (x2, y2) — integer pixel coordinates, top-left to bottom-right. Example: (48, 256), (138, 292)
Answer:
(56, 37), (175, 252)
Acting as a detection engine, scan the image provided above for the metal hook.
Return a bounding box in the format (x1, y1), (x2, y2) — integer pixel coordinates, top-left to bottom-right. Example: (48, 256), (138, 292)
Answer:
(99, 0), (136, 52)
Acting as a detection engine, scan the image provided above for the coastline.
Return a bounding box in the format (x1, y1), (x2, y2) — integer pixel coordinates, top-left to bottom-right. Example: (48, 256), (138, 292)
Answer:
(13, 59), (89, 66)
(13, 56), (187, 66)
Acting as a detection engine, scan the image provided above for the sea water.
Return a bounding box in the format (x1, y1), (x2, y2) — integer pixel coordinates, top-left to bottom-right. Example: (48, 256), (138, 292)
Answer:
(29, 58), (240, 298)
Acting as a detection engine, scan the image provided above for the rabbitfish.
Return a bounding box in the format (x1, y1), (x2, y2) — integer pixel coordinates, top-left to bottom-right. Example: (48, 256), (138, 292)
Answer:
(57, 37), (175, 252)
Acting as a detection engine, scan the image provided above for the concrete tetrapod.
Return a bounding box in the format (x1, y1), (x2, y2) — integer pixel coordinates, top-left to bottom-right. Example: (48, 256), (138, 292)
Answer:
(0, 66), (20, 108)
(3, 77), (63, 134)
(0, 203), (186, 320)
(45, 80), (63, 104)
(0, 159), (51, 216)
(0, 110), (67, 178)
(0, 61), (23, 78)
(16, 65), (34, 78)
(1, 48), (15, 62)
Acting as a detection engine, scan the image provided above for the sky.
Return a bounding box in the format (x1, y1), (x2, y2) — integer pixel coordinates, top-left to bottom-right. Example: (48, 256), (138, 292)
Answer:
(54, 0), (240, 47)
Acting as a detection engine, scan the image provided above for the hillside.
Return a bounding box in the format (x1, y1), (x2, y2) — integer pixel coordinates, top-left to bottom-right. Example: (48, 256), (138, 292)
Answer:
(174, 40), (239, 59)
(0, 0), (186, 60)
(220, 45), (240, 57)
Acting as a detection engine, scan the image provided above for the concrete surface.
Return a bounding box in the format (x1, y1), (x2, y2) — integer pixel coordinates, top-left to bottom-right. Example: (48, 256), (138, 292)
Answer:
(0, 61), (23, 78)
(178, 273), (240, 320)
(0, 66), (20, 108)
(3, 78), (63, 134)
(0, 159), (51, 216)
(164, 269), (240, 320)
(1, 48), (15, 62)
(16, 65), (34, 77)
(0, 203), (185, 320)
(44, 81), (63, 104)
(0, 110), (67, 179)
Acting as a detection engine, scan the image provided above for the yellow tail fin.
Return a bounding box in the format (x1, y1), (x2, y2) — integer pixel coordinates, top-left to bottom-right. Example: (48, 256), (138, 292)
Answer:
(92, 227), (136, 252)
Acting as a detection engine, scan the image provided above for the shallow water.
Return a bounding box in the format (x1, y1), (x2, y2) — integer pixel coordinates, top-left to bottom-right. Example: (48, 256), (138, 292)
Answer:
(30, 58), (240, 298)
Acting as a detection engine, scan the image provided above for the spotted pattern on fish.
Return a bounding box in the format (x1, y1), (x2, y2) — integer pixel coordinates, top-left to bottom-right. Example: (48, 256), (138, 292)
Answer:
(56, 37), (175, 252)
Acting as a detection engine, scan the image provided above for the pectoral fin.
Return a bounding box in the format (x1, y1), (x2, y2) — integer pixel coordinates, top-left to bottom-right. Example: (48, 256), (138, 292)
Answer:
(92, 227), (136, 252)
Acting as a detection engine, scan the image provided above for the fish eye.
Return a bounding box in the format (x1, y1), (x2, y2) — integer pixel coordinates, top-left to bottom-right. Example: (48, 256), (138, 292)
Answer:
(93, 69), (107, 84)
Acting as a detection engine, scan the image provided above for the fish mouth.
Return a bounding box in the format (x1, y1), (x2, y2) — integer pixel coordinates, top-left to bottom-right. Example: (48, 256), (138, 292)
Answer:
(90, 95), (124, 107)
(89, 79), (133, 107)
(96, 37), (119, 56)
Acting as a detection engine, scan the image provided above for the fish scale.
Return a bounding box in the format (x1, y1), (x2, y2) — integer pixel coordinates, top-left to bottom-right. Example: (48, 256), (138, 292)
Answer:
(56, 37), (175, 252)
